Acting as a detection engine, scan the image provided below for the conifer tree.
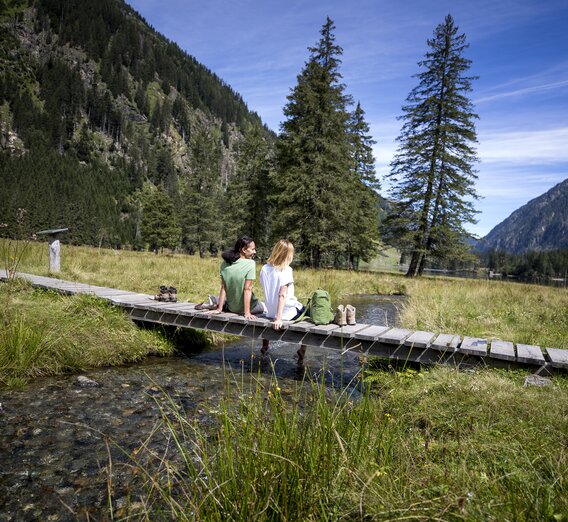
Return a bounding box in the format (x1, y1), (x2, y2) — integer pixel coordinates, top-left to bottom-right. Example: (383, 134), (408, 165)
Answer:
(387, 14), (479, 277)
(346, 102), (381, 268)
(140, 184), (181, 252)
(274, 17), (354, 268)
(223, 125), (273, 258)
(181, 124), (223, 257)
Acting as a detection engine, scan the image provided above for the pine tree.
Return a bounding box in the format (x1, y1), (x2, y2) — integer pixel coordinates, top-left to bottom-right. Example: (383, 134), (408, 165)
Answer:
(181, 124), (223, 257)
(223, 125), (273, 258)
(274, 17), (355, 268)
(139, 184), (181, 252)
(386, 14), (479, 277)
(346, 102), (381, 268)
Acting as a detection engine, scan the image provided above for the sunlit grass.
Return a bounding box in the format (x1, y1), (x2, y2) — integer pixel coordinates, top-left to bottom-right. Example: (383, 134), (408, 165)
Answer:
(117, 366), (568, 520)
(400, 276), (568, 349)
(0, 281), (174, 386)
(8, 240), (566, 348)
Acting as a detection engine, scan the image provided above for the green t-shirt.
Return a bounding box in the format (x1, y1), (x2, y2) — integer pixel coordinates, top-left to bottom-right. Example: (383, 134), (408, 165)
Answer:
(220, 258), (259, 314)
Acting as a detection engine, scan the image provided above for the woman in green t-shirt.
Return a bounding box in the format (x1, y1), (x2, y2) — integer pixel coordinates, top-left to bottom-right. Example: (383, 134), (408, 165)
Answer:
(209, 236), (265, 320)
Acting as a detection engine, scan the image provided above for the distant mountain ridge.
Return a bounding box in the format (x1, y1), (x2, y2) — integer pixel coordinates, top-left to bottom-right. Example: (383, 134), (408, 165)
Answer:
(477, 178), (568, 254)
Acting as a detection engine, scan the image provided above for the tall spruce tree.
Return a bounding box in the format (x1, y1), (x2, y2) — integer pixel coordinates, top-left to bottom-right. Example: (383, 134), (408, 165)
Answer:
(139, 184), (181, 252)
(387, 14), (479, 277)
(223, 125), (273, 258)
(181, 124), (223, 257)
(346, 102), (381, 268)
(274, 17), (354, 268)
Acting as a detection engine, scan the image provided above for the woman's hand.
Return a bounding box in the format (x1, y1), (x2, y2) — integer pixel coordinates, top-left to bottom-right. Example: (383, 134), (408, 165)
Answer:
(244, 312), (257, 320)
(208, 308), (223, 314)
(272, 319), (283, 331)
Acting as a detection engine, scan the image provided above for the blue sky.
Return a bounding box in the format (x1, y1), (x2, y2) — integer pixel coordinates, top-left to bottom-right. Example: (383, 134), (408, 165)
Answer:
(127, 0), (568, 238)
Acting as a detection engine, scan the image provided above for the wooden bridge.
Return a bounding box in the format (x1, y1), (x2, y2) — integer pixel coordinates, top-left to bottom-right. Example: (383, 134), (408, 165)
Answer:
(2, 270), (567, 374)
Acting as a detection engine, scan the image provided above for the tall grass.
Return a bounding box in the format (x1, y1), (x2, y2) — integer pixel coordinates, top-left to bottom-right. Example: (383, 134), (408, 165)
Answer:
(400, 276), (568, 349)
(0, 282), (174, 386)
(4, 240), (567, 347)
(7, 241), (407, 302)
(120, 367), (568, 520)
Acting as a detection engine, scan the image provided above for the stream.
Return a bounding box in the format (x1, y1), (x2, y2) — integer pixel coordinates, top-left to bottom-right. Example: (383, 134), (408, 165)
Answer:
(0, 295), (404, 521)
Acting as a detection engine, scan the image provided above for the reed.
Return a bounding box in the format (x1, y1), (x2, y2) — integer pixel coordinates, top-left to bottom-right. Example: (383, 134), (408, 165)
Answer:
(400, 276), (568, 349)
(118, 366), (568, 520)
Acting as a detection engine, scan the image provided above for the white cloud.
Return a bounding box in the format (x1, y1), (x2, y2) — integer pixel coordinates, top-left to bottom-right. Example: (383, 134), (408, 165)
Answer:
(478, 127), (568, 164)
(475, 79), (568, 104)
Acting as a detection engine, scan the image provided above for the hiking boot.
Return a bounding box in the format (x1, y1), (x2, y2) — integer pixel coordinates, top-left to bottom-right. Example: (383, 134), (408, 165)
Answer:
(346, 304), (356, 325)
(154, 285), (169, 301)
(334, 305), (347, 326)
(195, 295), (218, 310)
(167, 286), (177, 302)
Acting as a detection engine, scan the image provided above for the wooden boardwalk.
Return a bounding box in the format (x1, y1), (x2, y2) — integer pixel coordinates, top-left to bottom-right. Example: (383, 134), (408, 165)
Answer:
(2, 270), (567, 373)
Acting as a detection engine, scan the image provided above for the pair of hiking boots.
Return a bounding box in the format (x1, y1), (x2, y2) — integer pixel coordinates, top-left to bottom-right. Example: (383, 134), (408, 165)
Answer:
(334, 304), (356, 326)
(154, 285), (177, 302)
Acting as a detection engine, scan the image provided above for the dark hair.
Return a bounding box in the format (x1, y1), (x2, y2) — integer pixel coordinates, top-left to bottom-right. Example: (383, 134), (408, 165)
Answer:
(222, 236), (254, 264)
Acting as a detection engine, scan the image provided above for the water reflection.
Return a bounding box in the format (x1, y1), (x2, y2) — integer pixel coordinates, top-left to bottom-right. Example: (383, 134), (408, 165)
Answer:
(0, 294), (404, 521)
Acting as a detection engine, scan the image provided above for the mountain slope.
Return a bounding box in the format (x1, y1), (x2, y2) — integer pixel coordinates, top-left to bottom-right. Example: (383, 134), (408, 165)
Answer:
(478, 178), (568, 253)
(0, 0), (273, 247)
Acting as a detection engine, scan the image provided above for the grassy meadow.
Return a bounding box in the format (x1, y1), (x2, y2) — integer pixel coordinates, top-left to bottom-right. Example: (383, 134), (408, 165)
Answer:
(1, 241), (568, 519)
(4, 240), (567, 349)
(122, 366), (568, 521)
(0, 279), (174, 387)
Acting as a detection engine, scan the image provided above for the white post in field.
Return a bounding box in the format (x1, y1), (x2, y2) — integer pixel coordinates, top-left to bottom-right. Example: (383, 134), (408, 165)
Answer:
(36, 228), (68, 273)
(49, 238), (60, 273)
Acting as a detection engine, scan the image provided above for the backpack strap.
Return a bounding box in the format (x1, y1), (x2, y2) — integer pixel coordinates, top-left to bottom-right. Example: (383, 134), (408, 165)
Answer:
(292, 296), (311, 323)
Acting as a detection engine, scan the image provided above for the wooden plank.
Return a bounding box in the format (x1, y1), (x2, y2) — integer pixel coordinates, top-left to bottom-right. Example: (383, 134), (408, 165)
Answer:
(489, 340), (515, 361)
(92, 289), (140, 297)
(516, 344), (545, 364)
(354, 325), (391, 341)
(243, 317), (271, 328)
(330, 323), (370, 337)
(404, 331), (437, 349)
(544, 348), (568, 369)
(287, 321), (313, 333)
(2, 271), (566, 373)
(223, 322), (246, 335)
(309, 323), (340, 334)
(203, 312), (234, 323)
(173, 314), (193, 327)
(459, 337), (487, 357)
(140, 301), (192, 309)
(378, 327), (413, 345)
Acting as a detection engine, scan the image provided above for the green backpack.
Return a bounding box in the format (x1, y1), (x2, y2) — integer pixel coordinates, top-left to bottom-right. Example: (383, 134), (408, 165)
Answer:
(298, 289), (334, 325)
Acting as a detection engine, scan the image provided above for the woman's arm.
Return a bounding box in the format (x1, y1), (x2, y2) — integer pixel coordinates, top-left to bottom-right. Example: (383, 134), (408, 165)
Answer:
(243, 279), (255, 320)
(209, 282), (226, 314)
(272, 284), (289, 330)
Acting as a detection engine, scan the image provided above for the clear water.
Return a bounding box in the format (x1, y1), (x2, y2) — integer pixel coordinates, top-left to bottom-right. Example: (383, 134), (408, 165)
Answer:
(0, 295), (404, 521)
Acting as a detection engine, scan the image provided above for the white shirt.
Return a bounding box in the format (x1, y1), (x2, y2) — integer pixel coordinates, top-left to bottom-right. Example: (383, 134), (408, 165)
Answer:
(260, 264), (301, 321)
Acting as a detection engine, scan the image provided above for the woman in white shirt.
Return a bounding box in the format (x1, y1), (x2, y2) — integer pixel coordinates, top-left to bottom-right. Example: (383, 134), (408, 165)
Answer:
(260, 239), (306, 362)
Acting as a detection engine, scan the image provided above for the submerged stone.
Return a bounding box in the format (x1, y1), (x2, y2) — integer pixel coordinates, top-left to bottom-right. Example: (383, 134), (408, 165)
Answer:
(76, 375), (100, 387)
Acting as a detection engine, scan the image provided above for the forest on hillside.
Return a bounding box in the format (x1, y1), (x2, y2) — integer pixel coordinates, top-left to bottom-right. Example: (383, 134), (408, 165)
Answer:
(2, 0), (564, 277)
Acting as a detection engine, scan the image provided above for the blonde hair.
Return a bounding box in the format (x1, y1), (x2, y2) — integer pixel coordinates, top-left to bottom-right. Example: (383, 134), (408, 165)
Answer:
(267, 239), (294, 271)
